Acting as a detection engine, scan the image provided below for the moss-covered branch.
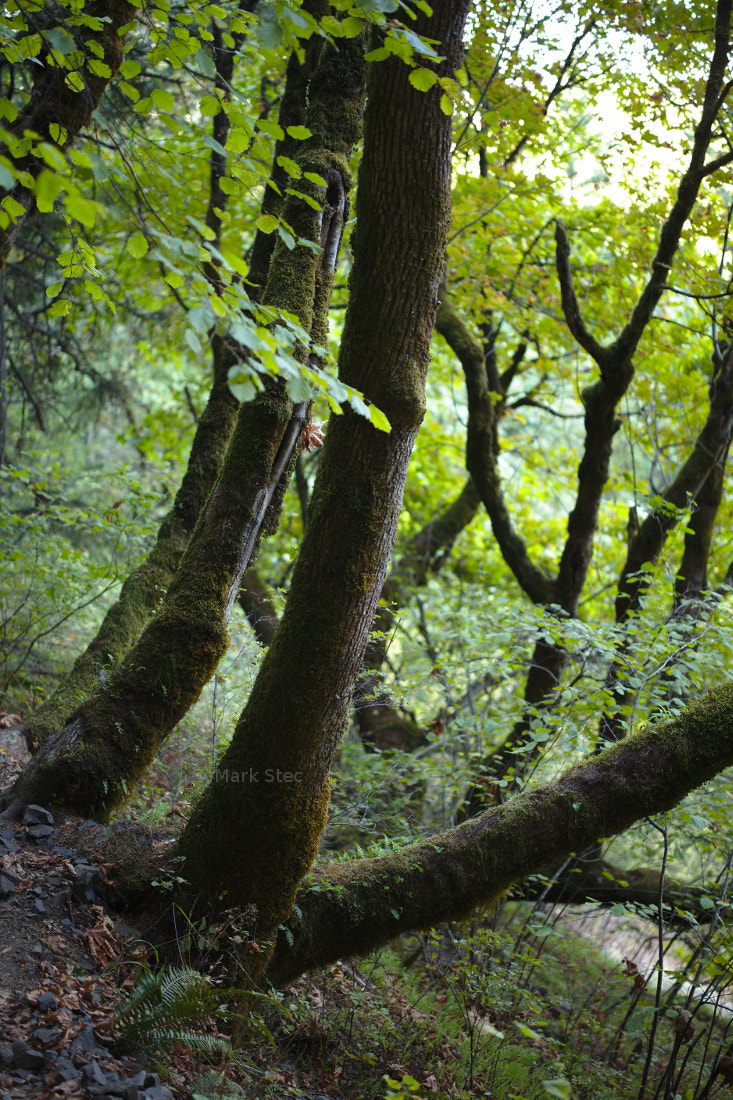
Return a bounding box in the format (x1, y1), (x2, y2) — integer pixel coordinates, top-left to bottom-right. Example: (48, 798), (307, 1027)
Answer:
(268, 681), (733, 984)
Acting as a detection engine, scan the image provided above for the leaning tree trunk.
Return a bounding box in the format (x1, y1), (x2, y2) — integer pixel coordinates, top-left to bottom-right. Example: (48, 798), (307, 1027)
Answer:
(175, 0), (472, 986)
(0, 32), (365, 821)
(267, 679), (733, 985)
(9, 15), (323, 752)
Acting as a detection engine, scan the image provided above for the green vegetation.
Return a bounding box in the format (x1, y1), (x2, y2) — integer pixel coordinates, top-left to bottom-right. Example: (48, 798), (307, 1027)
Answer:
(2, 0), (733, 1094)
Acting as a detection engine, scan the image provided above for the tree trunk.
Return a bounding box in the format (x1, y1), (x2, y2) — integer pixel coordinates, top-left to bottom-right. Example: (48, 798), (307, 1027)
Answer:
(175, 0), (472, 985)
(267, 680), (733, 985)
(0, 32), (365, 821)
(7, 20), (323, 753)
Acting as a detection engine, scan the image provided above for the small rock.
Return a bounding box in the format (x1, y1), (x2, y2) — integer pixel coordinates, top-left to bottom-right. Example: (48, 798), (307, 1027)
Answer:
(51, 886), (72, 906)
(82, 820), (102, 828)
(70, 1023), (101, 1056)
(54, 1056), (81, 1082)
(22, 804), (54, 826)
(142, 1088), (173, 1100)
(0, 870), (20, 897)
(83, 1060), (109, 1086)
(11, 1039), (45, 1070)
(38, 990), (59, 1012)
(54, 845), (75, 858)
(33, 1027), (61, 1045)
(27, 823), (55, 839)
(71, 862), (103, 903)
(0, 1042), (12, 1066)
(30, 943), (43, 955)
(0, 831), (19, 853)
(34, 898), (46, 914)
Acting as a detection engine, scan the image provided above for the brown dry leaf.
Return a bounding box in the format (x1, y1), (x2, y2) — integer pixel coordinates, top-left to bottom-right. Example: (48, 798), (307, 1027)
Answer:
(301, 421), (325, 452)
(0, 714), (21, 728)
(86, 911), (118, 965)
(423, 1076), (439, 1092)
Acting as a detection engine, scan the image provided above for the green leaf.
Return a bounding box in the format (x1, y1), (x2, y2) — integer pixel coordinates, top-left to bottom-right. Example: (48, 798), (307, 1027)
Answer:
(65, 192), (97, 227)
(285, 374), (313, 402)
(286, 125), (311, 140)
(256, 214), (278, 235)
(152, 88), (174, 112)
(199, 95), (221, 116)
(126, 231), (149, 259)
(185, 329), (202, 354)
(88, 59), (112, 79)
(276, 155), (301, 179)
(439, 92), (453, 115)
(65, 71), (85, 93)
(409, 68), (438, 91)
(542, 1079), (573, 1099)
(365, 46), (390, 62)
(35, 170), (64, 213)
(119, 59), (141, 78)
(368, 404), (391, 432)
(278, 225), (296, 249)
(229, 378), (257, 402)
(43, 27), (76, 54)
(341, 16), (364, 36)
(700, 896), (715, 909)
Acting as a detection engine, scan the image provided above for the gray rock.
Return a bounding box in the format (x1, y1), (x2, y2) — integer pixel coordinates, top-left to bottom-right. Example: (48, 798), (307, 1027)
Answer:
(34, 898), (46, 914)
(11, 1039), (45, 1070)
(70, 1023), (101, 1056)
(38, 990), (59, 1012)
(0, 870), (20, 897)
(54, 1056), (81, 1082)
(22, 804), (54, 826)
(83, 1060), (109, 1086)
(70, 863), (103, 903)
(27, 823), (55, 839)
(0, 1042), (12, 1066)
(142, 1088), (174, 1100)
(33, 1027), (61, 1045)
(0, 831), (19, 853)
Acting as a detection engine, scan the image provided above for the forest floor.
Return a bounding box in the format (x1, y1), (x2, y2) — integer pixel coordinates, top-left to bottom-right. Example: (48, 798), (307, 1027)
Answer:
(0, 730), (721, 1100)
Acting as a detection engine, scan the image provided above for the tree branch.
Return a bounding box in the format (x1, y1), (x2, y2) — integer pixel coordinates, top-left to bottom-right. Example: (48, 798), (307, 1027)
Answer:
(436, 290), (553, 605)
(269, 680), (733, 984)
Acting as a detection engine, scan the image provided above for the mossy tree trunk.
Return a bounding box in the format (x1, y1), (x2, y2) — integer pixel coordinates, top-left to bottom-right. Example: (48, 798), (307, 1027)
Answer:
(175, 0), (472, 985)
(9, 15), (323, 753)
(0, 32), (365, 822)
(267, 680), (733, 985)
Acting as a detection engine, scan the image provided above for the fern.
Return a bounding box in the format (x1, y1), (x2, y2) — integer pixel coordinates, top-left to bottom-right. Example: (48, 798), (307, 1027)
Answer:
(115, 965), (233, 1057)
(192, 1070), (246, 1099)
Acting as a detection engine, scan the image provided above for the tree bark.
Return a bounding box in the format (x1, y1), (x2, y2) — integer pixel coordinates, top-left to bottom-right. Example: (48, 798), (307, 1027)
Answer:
(267, 680), (733, 985)
(175, 0), (472, 985)
(0, 32), (365, 821)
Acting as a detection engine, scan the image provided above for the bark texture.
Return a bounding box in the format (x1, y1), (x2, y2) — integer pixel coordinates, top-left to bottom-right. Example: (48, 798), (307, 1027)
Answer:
(268, 680), (733, 984)
(0, 33), (365, 821)
(176, 0), (472, 984)
(14, 335), (239, 750)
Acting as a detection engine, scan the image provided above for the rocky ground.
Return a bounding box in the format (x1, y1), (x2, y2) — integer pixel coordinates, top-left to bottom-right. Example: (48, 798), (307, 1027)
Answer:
(0, 741), (235, 1100)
